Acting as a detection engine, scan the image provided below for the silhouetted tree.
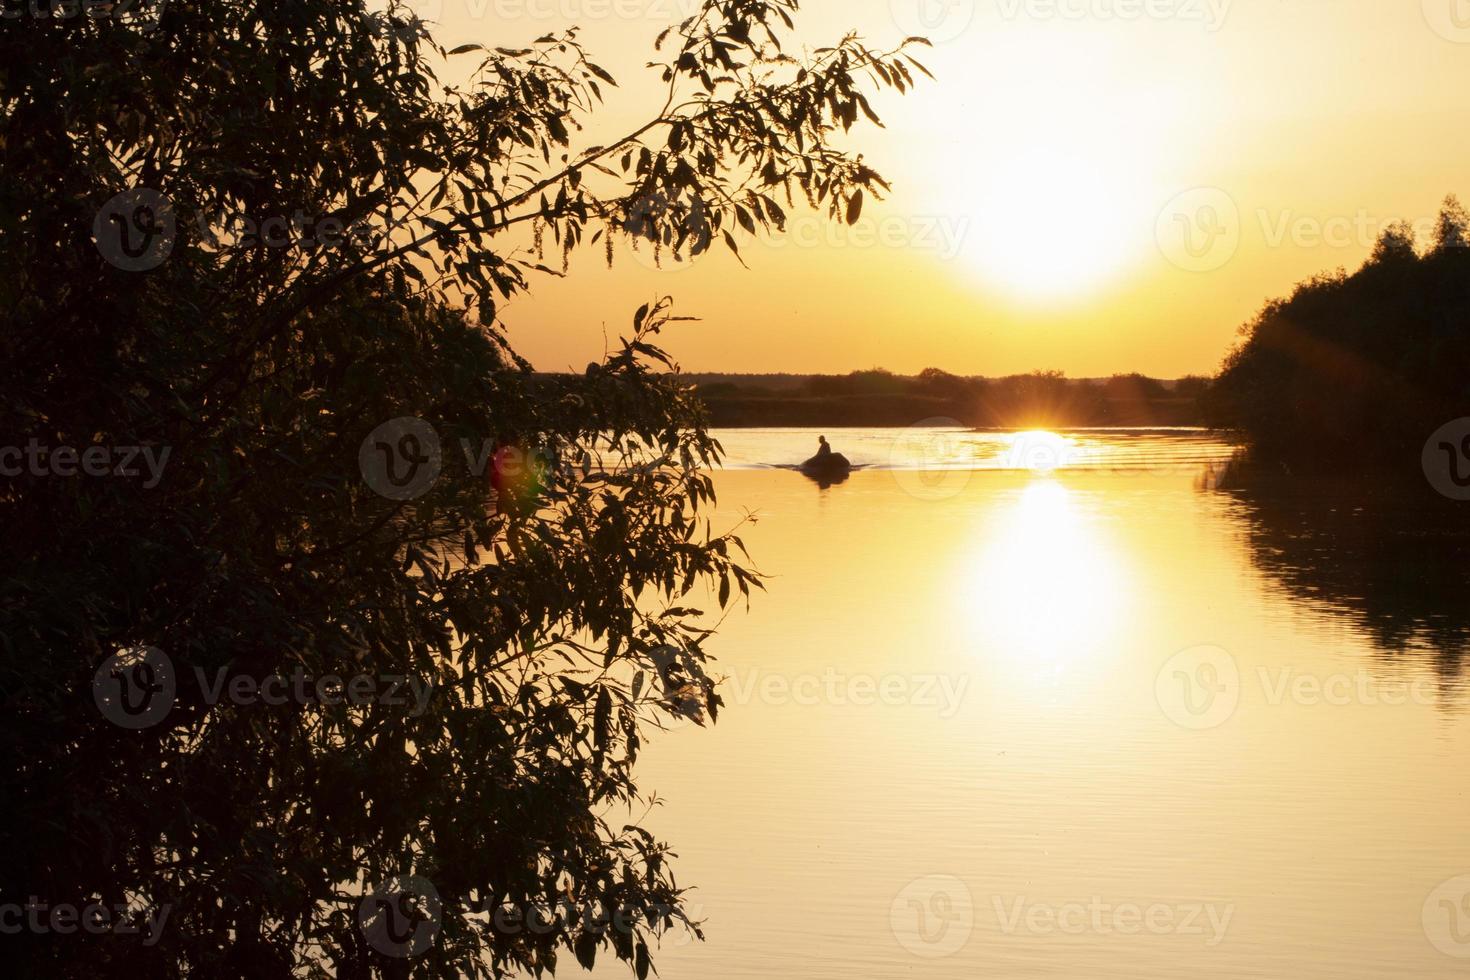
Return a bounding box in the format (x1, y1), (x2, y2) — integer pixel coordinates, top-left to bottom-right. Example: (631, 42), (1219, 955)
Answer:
(1208, 197), (1470, 471)
(1371, 219), (1418, 263)
(0, 1), (926, 975)
(1434, 194), (1470, 253)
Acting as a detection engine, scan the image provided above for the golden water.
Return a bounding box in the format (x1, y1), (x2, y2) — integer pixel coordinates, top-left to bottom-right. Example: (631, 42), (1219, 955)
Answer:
(606, 443), (1470, 979)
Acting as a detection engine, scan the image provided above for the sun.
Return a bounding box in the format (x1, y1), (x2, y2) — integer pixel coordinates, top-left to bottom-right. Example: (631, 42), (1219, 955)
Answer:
(956, 147), (1140, 301)
(904, 27), (1182, 305)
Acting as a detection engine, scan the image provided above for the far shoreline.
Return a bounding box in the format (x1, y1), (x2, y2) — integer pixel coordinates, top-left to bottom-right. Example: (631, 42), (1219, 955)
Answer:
(678, 370), (1211, 429)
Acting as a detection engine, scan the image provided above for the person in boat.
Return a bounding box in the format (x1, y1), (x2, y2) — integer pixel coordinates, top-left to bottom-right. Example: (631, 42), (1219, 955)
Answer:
(801, 435), (851, 485)
(804, 435), (848, 469)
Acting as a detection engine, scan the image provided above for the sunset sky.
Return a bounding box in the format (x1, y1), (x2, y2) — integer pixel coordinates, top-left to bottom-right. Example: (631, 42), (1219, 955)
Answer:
(428, 0), (1470, 377)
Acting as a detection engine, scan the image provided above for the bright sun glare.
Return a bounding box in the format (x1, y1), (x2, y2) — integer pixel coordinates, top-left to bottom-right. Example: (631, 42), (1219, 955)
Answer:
(920, 32), (1178, 304)
(959, 147), (1138, 300)
(963, 480), (1130, 668)
(1007, 430), (1076, 472)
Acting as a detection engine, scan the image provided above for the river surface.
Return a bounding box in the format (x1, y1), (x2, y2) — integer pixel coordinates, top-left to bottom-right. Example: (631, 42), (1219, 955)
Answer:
(595, 427), (1470, 979)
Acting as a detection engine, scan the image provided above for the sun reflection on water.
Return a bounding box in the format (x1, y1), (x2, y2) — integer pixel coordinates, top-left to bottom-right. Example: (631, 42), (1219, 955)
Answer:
(961, 480), (1131, 674)
(1004, 430), (1076, 472)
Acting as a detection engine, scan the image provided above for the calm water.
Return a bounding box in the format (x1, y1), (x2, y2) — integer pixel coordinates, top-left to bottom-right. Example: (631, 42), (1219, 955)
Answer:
(712, 425), (1236, 473)
(597, 428), (1470, 979)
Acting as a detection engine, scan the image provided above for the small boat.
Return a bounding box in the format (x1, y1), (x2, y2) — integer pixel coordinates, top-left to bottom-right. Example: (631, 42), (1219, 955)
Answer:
(799, 451), (852, 479)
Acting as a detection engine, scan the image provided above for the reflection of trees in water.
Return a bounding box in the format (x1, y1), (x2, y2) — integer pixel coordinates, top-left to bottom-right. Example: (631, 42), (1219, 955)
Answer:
(1222, 472), (1470, 685)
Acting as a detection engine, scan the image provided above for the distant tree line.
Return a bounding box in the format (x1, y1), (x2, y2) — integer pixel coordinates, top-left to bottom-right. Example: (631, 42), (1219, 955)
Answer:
(693, 195), (1470, 450)
(688, 368), (1210, 427)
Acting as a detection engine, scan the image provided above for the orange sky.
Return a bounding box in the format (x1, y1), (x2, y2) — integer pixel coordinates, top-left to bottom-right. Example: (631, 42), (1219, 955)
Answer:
(422, 0), (1470, 376)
